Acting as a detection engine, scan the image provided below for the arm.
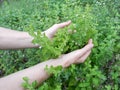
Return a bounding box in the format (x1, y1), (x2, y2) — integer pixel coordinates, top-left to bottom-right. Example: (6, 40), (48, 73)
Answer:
(0, 59), (64, 90)
(0, 39), (93, 90)
(0, 27), (38, 49)
(0, 21), (71, 49)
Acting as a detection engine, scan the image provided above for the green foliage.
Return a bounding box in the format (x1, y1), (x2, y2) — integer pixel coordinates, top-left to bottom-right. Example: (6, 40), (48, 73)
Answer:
(0, 0), (120, 90)
(35, 60), (106, 90)
(30, 27), (70, 61)
(30, 5), (97, 61)
(22, 77), (38, 90)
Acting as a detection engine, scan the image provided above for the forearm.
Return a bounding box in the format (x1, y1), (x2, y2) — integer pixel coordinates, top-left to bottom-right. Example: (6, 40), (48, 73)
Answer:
(0, 27), (39, 49)
(0, 59), (66, 90)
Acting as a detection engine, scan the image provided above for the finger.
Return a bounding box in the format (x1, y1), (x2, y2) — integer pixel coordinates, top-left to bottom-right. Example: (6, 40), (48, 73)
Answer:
(63, 44), (93, 65)
(61, 45), (92, 67)
(65, 39), (93, 59)
(55, 20), (71, 29)
(88, 39), (93, 44)
(74, 39), (93, 64)
(81, 39), (93, 52)
(77, 43), (93, 56)
(74, 50), (91, 64)
(59, 39), (93, 67)
(44, 20), (71, 38)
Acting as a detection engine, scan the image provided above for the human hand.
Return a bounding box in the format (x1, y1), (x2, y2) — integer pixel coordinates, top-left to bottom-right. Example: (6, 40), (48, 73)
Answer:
(43, 21), (93, 67)
(57, 39), (94, 67)
(44, 20), (71, 39)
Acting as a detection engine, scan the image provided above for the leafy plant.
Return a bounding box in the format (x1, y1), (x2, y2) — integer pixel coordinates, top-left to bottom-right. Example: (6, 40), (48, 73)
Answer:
(0, 0), (119, 90)
(22, 77), (38, 90)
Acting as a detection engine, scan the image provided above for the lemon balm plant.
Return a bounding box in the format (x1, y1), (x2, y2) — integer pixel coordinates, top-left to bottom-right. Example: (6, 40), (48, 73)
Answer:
(22, 5), (105, 90)
(0, 0), (120, 90)
(30, 5), (97, 61)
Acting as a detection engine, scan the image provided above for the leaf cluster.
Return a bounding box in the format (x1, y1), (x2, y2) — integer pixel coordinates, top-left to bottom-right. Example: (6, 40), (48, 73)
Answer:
(0, 0), (119, 90)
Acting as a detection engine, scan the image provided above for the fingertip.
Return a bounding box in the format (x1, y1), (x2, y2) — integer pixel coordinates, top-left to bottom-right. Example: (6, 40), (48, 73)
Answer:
(86, 43), (94, 50)
(57, 20), (72, 28)
(88, 39), (93, 44)
(67, 20), (71, 23)
(66, 20), (71, 25)
(88, 42), (94, 48)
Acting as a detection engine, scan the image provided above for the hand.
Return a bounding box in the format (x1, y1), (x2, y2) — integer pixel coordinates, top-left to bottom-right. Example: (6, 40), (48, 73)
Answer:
(44, 20), (71, 38)
(44, 21), (93, 67)
(58, 39), (94, 67)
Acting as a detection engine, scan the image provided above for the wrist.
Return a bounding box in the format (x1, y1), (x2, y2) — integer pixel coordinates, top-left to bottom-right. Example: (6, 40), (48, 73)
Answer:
(46, 59), (68, 68)
(57, 58), (71, 68)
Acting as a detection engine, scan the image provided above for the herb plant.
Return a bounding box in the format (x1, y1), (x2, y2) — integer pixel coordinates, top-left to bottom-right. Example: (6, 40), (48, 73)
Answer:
(0, 0), (120, 90)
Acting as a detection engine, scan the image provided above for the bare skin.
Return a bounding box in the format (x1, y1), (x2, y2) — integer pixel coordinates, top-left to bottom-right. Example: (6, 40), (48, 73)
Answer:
(0, 21), (94, 90)
(0, 21), (71, 49)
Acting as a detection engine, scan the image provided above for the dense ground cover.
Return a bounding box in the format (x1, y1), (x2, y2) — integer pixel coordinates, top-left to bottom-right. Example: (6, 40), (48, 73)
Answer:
(0, 0), (120, 90)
